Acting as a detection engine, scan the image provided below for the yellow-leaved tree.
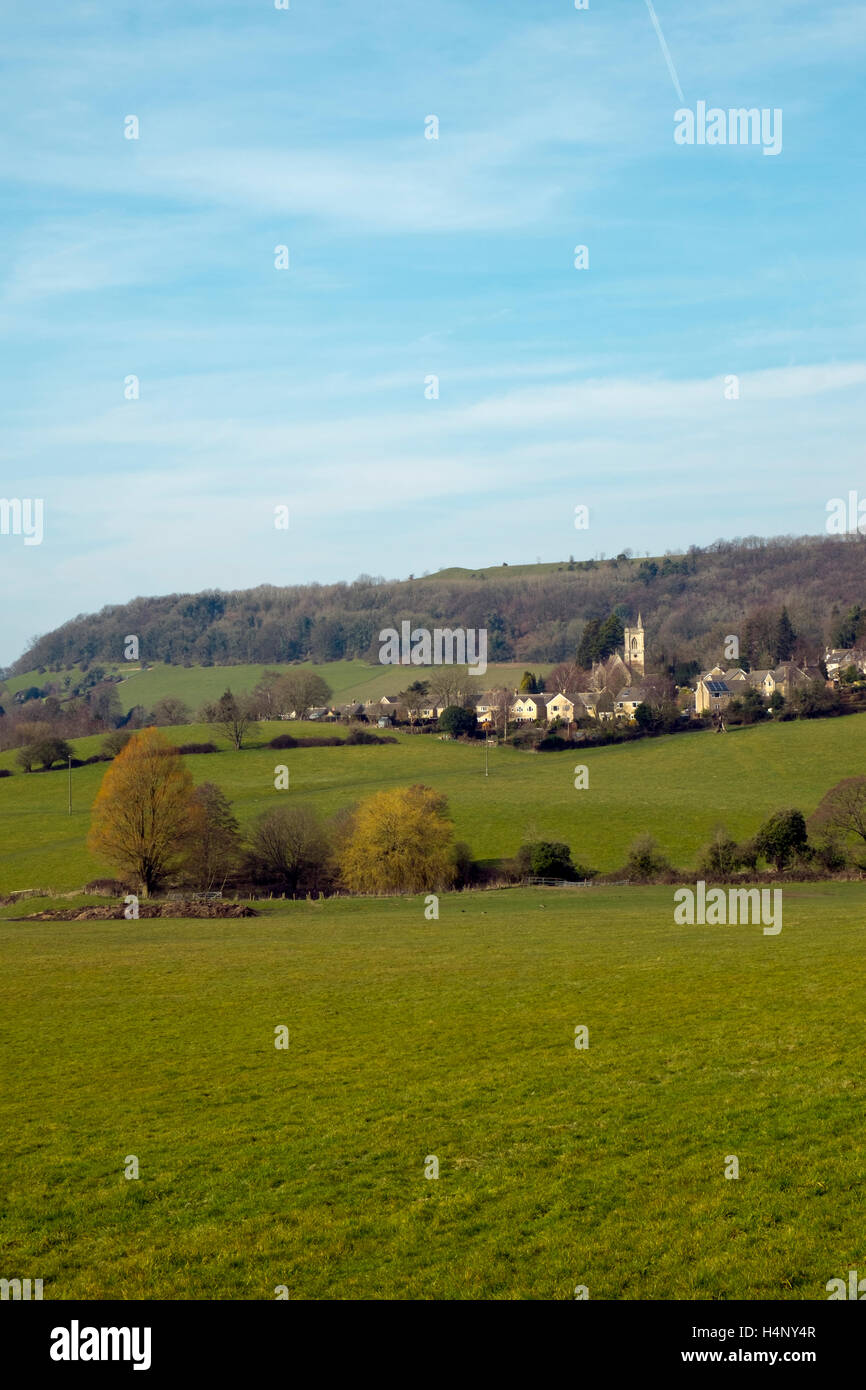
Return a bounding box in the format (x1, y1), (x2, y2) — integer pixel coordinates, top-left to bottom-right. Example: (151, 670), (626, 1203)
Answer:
(87, 727), (198, 896)
(337, 783), (457, 894)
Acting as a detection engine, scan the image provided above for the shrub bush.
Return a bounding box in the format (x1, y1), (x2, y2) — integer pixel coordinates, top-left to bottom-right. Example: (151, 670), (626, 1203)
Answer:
(537, 734), (570, 751)
(516, 840), (595, 881)
(510, 726), (542, 750)
(755, 808), (808, 870)
(178, 742), (218, 754)
(697, 828), (741, 877)
(269, 734), (298, 749)
(102, 729), (133, 759)
(437, 706), (478, 739)
(451, 841), (477, 888)
(624, 834), (673, 881)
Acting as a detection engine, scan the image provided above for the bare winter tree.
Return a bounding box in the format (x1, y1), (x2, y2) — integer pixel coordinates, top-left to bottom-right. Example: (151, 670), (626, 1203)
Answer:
(810, 776), (866, 845)
(187, 782), (243, 891)
(200, 689), (260, 750)
(427, 666), (475, 709)
(150, 695), (191, 726)
(251, 670), (332, 719)
(486, 687), (514, 735)
(246, 804), (330, 896)
(399, 680), (429, 725)
(546, 662), (592, 698)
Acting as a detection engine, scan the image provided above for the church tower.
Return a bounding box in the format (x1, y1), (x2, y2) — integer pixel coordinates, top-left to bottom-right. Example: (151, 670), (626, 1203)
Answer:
(623, 613), (645, 677)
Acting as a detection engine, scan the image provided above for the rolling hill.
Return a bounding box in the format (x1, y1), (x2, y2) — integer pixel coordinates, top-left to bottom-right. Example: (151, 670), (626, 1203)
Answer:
(8, 532), (866, 676)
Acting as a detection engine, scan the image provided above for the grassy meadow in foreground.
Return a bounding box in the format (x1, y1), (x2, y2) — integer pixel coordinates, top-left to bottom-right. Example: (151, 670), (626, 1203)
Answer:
(1, 712), (865, 894)
(1, 885), (864, 1299)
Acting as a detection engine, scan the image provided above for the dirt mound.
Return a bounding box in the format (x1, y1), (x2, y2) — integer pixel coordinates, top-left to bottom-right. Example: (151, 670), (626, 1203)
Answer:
(16, 902), (259, 921)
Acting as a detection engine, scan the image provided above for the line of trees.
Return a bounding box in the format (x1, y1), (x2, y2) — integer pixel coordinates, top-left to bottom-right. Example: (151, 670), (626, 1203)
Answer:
(616, 791), (866, 883)
(84, 728), (866, 901)
(86, 729), (462, 898)
(0, 669), (338, 759)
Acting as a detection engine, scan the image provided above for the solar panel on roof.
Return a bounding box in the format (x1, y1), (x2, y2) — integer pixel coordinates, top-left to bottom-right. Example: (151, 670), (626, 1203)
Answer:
(706, 681), (728, 694)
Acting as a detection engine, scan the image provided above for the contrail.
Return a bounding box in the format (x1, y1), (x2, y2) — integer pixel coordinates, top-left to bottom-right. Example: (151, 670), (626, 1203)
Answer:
(644, 0), (685, 103)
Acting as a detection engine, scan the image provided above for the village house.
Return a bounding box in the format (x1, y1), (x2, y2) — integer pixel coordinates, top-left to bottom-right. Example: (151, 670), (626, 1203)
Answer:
(803, 663), (829, 685)
(772, 663), (821, 698)
(613, 683), (666, 721)
(545, 693), (578, 723)
(578, 689), (615, 721)
(695, 676), (735, 715)
(359, 694), (404, 723)
(507, 688), (622, 725)
(510, 693), (550, 722)
(694, 660), (824, 713)
(614, 687), (646, 720)
(747, 669), (777, 699)
(824, 647), (866, 678)
(694, 667), (748, 714)
(474, 696), (496, 726)
(305, 706), (332, 721)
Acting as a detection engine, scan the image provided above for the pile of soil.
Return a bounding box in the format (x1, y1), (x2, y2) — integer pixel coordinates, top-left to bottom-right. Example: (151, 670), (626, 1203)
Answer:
(16, 902), (259, 921)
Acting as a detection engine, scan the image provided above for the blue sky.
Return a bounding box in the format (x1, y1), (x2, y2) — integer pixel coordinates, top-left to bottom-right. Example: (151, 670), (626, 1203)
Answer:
(1, 0), (864, 665)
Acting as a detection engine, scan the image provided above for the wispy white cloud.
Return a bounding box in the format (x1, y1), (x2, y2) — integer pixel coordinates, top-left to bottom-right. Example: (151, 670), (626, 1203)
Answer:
(1, 2), (865, 662)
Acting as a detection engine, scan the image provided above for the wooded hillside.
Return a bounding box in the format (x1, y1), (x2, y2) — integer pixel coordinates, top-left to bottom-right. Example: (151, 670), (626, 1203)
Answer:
(12, 534), (866, 675)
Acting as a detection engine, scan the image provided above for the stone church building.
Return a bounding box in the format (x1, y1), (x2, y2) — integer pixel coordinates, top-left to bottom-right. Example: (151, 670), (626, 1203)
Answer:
(591, 613), (646, 692)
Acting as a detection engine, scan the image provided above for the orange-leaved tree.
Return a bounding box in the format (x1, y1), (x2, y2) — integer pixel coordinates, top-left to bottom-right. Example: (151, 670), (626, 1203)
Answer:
(337, 783), (456, 894)
(87, 727), (198, 896)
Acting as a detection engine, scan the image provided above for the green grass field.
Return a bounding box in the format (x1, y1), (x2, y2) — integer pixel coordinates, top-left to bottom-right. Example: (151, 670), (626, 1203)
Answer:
(2, 884), (864, 1299)
(1, 712), (865, 895)
(2, 659), (551, 719)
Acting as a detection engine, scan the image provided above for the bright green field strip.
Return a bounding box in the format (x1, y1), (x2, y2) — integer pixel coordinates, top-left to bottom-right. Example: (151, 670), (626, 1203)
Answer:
(1, 714), (865, 894)
(1, 884), (864, 1299)
(429, 558), (656, 579)
(4, 660), (551, 716)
